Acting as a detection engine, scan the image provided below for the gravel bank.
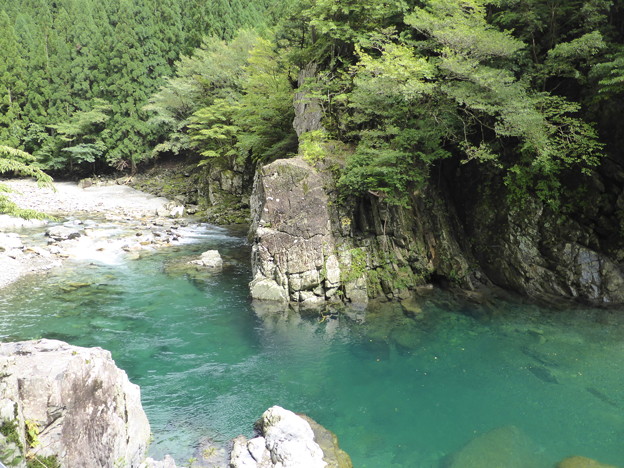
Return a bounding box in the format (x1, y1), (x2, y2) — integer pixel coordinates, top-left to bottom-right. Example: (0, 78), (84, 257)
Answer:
(0, 178), (178, 289)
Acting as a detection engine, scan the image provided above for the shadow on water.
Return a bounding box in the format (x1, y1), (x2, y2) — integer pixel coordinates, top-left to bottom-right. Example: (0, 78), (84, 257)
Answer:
(1, 232), (623, 467)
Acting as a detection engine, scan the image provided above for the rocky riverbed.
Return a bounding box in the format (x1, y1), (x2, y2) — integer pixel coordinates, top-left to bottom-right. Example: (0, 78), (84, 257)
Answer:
(0, 178), (191, 289)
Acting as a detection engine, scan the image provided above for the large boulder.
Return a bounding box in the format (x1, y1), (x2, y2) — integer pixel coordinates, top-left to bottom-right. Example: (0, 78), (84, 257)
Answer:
(249, 158), (356, 306)
(229, 406), (352, 468)
(0, 339), (151, 468)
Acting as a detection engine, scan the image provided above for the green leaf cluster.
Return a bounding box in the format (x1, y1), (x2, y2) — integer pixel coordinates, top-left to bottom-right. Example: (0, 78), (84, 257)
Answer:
(0, 145), (53, 218)
(147, 31), (298, 169)
(273, 0), (616, 208)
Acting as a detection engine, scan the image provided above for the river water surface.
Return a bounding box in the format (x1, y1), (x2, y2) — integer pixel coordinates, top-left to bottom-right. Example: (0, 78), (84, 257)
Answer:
(1, 225), (623, 467)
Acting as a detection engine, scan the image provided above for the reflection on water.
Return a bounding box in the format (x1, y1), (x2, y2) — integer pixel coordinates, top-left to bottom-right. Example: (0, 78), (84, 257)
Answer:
(0, 227), (623, 467)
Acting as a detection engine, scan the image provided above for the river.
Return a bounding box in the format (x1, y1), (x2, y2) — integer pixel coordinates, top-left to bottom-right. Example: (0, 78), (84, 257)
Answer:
(1, 223), (622, 467)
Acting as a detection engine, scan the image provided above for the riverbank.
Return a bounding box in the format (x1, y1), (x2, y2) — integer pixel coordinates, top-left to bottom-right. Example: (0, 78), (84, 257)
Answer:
(0, 178), (189, 289)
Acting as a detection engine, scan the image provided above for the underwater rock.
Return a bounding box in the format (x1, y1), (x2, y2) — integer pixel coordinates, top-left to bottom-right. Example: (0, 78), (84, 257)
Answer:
(443, 425), (549, 468)
(556, 456), (618, 468)
(230, 406), (351, 468)
(0, 339), (151, 468)
(586, 387), (620, 408)
(526, 364), (559, 384)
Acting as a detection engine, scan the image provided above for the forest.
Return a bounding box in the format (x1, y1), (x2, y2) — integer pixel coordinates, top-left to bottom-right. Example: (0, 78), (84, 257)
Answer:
(1, 0), (624, 214)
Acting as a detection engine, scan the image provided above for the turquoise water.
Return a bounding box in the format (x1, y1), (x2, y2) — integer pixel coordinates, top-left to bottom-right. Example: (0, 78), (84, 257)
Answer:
(1, 225), (623, 467)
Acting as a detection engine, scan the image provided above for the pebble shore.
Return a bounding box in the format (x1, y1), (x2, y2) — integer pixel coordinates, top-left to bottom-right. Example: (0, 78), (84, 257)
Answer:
(0, 178), (183, 289)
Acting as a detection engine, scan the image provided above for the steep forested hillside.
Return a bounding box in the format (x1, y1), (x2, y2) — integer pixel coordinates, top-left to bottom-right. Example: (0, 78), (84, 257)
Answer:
(2, 0), (624, 216)
(0, 0), (289, 174)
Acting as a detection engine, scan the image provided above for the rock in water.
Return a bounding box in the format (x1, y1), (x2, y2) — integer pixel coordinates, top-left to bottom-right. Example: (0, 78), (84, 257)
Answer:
(190, 250), (223, 269)
(0, 339), (151, 468)
(527, 364), (559, 384)
(299, 414), (353, 468)
(230, 406), (353, 468)
(45, 225), (82, 241)
(556, 456), (618, 468)
(444, 426), (549, 468)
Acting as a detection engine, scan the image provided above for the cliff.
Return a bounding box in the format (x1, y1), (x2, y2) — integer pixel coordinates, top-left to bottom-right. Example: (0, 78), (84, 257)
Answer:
(247, 66), (624, 308)
(248, 157), (479, 308)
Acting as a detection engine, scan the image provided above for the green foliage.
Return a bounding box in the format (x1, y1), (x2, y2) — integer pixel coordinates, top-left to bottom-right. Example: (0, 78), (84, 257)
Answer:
(0, 0), (287, 174)
(340, 247), (368, 284)
(24, 420), (39, 448)
(26, 455), (60, 468)
(40, 99), (112, 172)
(281, 0), (607, 207)
(0, 419), (22, 451)
(300, 130), (330, 164)
(0, 145), (53, 218)
(150, 31), (297, 168)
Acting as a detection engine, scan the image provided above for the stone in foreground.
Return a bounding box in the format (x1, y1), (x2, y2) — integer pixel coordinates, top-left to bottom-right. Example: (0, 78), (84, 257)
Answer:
(230, 406), (352, 468)
(0, 339), (150, 468)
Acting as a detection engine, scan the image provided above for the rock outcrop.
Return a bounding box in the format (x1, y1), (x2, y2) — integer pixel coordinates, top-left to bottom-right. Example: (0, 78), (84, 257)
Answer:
(229, 406), (352, 468)
(457, 169), (624, 307)
(249, 157), (349, 306)
(249, 157), (479, 307)
(0, 339), (151, 468)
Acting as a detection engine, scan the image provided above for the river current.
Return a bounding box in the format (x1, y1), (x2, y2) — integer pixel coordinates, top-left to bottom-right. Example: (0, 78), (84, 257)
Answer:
(1, 224), (622, 467)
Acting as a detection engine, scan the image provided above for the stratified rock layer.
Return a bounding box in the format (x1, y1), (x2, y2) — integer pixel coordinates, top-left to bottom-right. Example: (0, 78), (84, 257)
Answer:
(0, 339), (150, 468)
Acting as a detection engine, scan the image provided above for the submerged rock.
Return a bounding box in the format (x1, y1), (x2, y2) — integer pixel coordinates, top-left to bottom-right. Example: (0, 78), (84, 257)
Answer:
(443, 426), (548, 468)
(0, 339), (151, 468)
(230, 406), (352, 468)
(556, 456), (618, 468)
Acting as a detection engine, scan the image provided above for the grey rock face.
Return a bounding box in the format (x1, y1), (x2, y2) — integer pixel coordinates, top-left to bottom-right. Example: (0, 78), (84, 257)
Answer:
(293, 63), (324, 138)
(249, 157), (480, 307)
(230, 406), (352, 468)
(466, 195), (624, 306)
(0, 339), (151, 468)
(249, 157), (366, 306)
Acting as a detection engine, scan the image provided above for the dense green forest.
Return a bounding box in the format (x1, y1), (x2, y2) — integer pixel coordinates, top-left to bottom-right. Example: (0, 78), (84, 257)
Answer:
(0, 0), (289, 174)
(1, 0), (624, 211)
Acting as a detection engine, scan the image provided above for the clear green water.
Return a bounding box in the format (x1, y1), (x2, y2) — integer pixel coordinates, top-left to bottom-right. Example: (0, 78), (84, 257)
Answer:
(1, 225), (623, 467)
